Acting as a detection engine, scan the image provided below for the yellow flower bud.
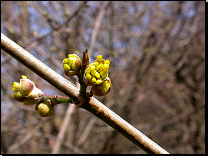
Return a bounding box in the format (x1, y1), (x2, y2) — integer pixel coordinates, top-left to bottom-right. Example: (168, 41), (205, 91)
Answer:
(91, 70), (96, 76)
(85, 68), (91, 75)
(92, 77), (96, 83)
(97, 55), (102, 62)
(12, 87), (19, 92)
(86, 74), (91, 80)
(13, 82), (20, 88)
(95, 72), (100, 79)
(90, 65), (95, 70)
(63, 64), (70, 70)
(103, 64), (109, 70)
(93, 62), (99, 67)
(96, 79), (102, 85)
(104, 60), (110, 65)
(21, 75), (27, 79)
(63, 58), (69, 64)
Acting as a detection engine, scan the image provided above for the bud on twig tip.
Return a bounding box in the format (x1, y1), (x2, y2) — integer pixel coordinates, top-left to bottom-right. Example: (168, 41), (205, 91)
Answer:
(81, 48), (89, 67)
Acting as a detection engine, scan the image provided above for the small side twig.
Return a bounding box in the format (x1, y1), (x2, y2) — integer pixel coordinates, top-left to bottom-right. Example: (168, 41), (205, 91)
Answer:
(51, 103), (76, 154)
(88, 1), (110, 57)
(34, 94), (72, 105)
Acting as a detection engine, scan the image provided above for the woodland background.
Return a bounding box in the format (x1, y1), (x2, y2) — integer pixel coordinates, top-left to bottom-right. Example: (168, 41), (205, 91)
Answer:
(1, 1), (205, 154)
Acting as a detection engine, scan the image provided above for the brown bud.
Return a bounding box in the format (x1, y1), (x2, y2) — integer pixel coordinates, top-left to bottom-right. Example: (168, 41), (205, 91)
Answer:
(81, 49), (89, 67)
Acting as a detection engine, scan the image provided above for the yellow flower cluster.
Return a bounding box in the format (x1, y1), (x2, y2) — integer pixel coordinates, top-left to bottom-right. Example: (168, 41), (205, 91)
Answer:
(100, 79), (111, 94)
(62, 54), (81, 77)
(12, 75), (29, 99)
(84, 55), (110, 86)
(91, 77), (112, 96)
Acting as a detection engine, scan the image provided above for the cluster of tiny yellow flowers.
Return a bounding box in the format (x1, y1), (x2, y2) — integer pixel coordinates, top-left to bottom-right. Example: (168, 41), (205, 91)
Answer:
(62, 53), (111, 96)
(62, 54), (81, 77)
(12, 82), (20, 95)
(12, 75), (28, 99)
(85, 55), (110, 85)
(91, 77), (111, 96)
(100, 79), (111, 94)
(63, 54), (78, 71)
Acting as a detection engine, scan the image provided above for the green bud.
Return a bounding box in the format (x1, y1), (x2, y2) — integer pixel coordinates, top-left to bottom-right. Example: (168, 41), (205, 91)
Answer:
(36, 101), (54, 117)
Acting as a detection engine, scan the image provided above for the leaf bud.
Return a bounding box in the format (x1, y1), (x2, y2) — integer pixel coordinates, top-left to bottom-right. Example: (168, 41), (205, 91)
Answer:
(81, 49), (89, 67)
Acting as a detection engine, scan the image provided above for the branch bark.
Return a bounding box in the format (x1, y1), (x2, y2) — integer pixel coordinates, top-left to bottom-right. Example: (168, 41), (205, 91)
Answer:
(1, 33), (169, 154)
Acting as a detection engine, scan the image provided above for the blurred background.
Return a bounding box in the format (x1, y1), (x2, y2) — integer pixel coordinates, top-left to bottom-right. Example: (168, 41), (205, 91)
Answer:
(1, 1), (205, 154)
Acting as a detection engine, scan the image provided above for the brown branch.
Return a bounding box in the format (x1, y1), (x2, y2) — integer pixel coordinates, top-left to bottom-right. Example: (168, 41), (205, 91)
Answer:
(1, 33), (169, 154)
(1, 118), (50, 133)
(51, 102), (76, 154)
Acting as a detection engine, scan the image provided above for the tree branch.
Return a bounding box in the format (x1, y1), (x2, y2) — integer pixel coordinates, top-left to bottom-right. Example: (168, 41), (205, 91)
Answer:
(1, 33), (169, 154)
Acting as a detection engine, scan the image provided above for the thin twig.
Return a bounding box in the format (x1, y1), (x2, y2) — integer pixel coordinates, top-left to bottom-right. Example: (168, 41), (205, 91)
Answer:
(25, 1), (87, 48)
(34, 131), (85, 154)
(1, 33), (169, 154)
(7, 121), (44, 153)
(51, 103), (76, 154)
(88, 1), (110, 57)
(77, 117), (96, 146)
(1, 118), (50, 133)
